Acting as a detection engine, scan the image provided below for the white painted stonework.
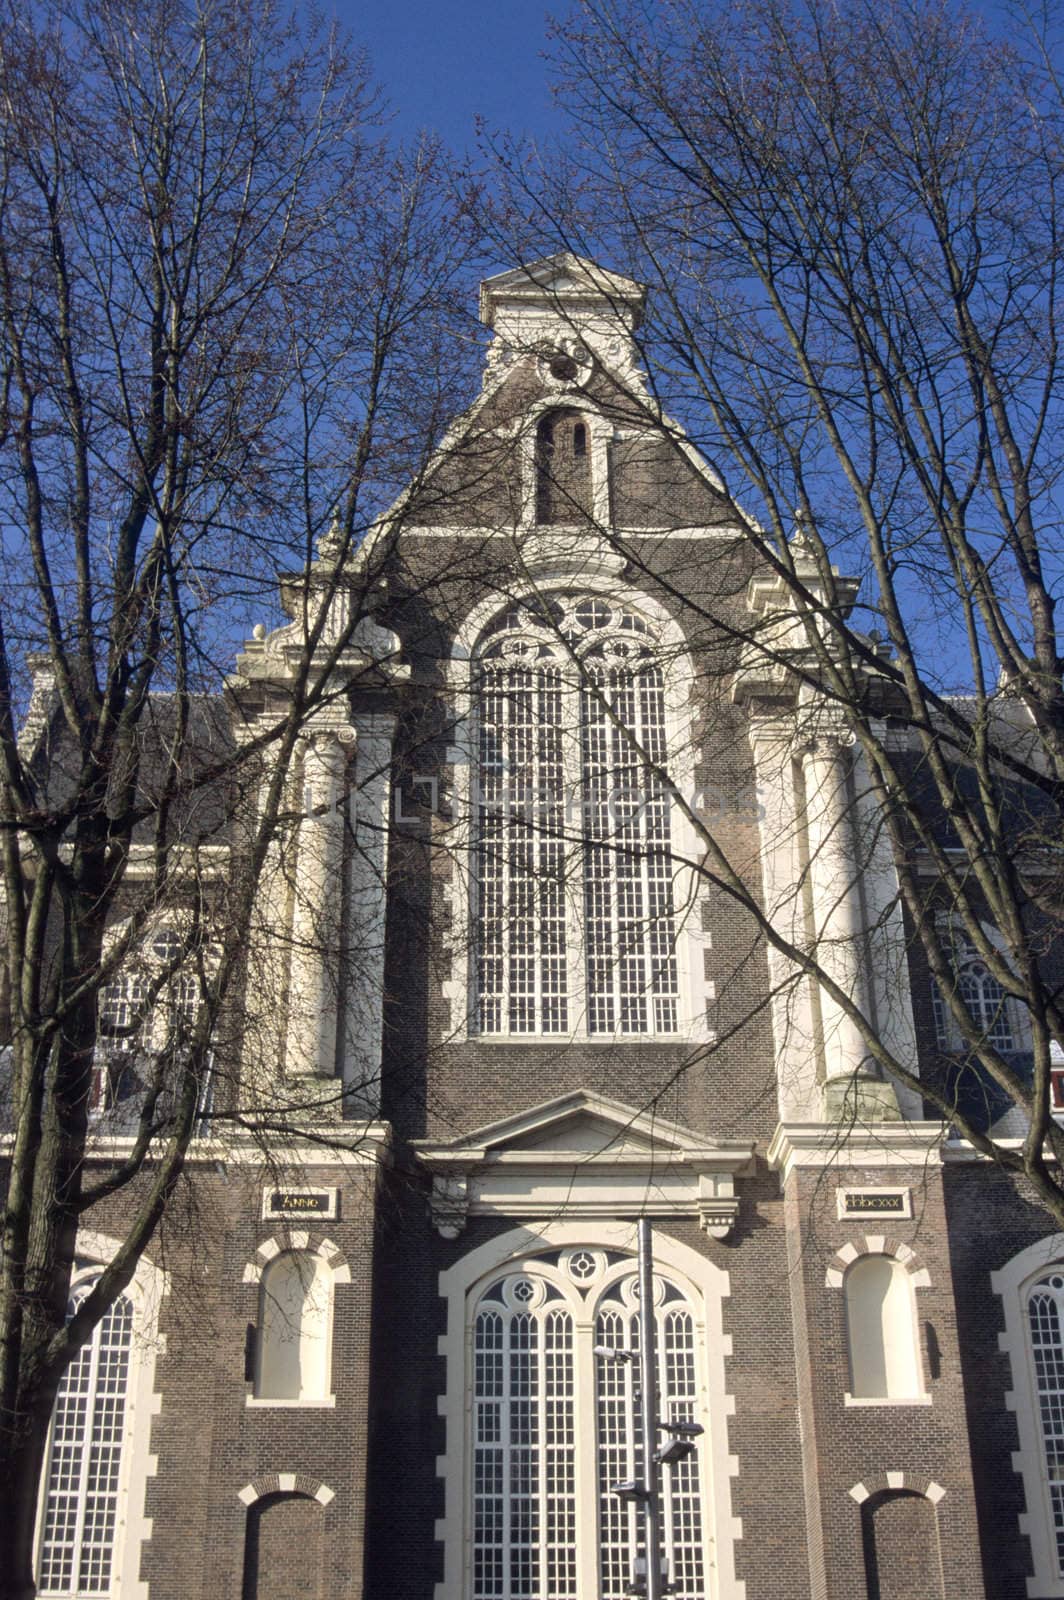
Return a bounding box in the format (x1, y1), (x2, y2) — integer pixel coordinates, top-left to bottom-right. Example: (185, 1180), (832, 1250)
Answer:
(413, 1090), (755, 1240)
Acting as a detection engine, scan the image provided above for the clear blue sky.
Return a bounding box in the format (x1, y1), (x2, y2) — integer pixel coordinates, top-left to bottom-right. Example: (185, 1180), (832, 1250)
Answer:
(333, 1), (563, 150)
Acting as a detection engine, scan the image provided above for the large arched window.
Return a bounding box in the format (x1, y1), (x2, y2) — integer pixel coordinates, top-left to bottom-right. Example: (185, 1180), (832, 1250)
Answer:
(37, 1285), (135, 1597)
(468, 1252), (708, 1600)
(931, 925), (1022, 1054)
(473, 595), (681, 1037)
(35, 1249), (163, 1600)
(1027, 1271), (1064, 1574)
(992, 1239), (1064, 1593)
(94, 925), (214, 1127)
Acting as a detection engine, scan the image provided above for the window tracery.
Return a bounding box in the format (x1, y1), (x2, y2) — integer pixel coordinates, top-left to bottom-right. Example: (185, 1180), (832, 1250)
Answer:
(1028, 1271), (1064, 1573)
(469, 1257), (707, 1600)
(94, 926), (215, 1124)
(35, 1247), (164, 1600)
(931, 926), (1021, 1054)
(473, 596), (680, 1037)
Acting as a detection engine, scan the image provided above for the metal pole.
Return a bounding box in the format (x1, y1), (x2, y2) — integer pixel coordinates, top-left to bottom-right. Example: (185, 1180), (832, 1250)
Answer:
(638, 1217), (663, 1600)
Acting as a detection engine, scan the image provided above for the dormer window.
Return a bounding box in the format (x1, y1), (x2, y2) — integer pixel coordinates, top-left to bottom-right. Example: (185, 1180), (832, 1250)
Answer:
(535, 408), (593, 525)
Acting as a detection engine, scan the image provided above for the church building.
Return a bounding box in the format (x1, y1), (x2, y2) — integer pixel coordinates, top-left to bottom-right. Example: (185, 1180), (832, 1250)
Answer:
(29, 255), (1064, 1600)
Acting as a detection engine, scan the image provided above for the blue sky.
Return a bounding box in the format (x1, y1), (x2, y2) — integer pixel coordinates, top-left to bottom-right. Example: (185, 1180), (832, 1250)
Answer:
(333, 1), (563, 149)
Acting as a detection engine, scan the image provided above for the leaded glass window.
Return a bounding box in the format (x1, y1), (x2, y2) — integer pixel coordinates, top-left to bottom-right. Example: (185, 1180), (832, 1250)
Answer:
(595, 1278), (705, 1600)
(473, 596), (680, 1037)
(469, 1258), (708, 1600)
(472, 1276), (577, 1599)
(931, 928), (1019, 1054)
(1028, 1273), (1064, 1573)
(37, 1283), (134, 1598)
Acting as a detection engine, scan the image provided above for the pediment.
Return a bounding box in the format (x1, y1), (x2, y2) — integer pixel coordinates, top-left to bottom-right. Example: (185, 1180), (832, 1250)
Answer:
(479, 253), (646, 327)
(412, 1089), (753, 1171)
(412, 1092), (755, 1241)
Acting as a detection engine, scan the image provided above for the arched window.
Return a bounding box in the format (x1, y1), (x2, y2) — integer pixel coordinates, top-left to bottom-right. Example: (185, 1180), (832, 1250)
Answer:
(469, 1256), (707, 1600)
(931, 926), (1020, 1054)
(94, 926), (214, 1126)
(1027, 1272), (1064, 1574)
(37, 1284), (135, 1598)
(473, 595), (680, 1037)
(845, 1256), (923, 1401)
(255, 1251), (333, 1402)
(535, 408), (593, 525)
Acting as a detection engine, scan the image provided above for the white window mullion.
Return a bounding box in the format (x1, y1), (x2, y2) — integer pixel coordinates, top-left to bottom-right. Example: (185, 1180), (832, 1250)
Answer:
(573, 1325), (600, 1600)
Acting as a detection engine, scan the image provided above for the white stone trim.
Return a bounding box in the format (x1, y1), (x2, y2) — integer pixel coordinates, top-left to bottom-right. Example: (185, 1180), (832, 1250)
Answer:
(237, 1475), (335, 1508)
(768, 1121), (944, 1181)
(340, 711), (396, 1110)
(242, 1235), (352, 1406)
(432, 1219), (744, 1600)
(991, 1235), (1064, 1595)
(844, 1393), (933, 1407)
(824, 1237), (933, 1289)
(245, 1395), (337, 1410)
(828, 1240), (931, 1405)
(35, 1233), (168, 1600)
(848, 1474), (947, 1503)
(241, 1234), (352, 1287)
(413, 1090), (753, 1240)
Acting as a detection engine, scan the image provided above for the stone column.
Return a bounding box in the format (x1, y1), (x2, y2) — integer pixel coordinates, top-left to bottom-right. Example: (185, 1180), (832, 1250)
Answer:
(338, 713), (396, 1112)
(284, 724), (356, 1083)
(748, 717), (821, 1122)
(801, 727), (898, 1121)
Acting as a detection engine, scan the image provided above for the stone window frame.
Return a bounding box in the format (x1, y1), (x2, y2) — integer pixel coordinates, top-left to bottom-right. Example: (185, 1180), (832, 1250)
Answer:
(242, 1234), (351, 1410)
(992, 1235), (1064, 1597)
(35, 1232), (168, 1600)
(825, 1237), (932, 1407)
(432, 1219), (745, 1600)
(441, 576), (714, 1045)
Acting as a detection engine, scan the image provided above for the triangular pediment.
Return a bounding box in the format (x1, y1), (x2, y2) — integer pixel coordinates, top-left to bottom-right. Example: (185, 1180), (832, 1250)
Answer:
(413, 1091), (755, 1241)
(412, 1090), (752, 1171)
(478, 253), (646, 329)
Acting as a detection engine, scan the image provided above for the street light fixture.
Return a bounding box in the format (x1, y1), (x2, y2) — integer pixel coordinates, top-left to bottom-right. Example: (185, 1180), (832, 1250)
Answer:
(653, 1437), (697, 1467)
(599, 1220), (708, 1600)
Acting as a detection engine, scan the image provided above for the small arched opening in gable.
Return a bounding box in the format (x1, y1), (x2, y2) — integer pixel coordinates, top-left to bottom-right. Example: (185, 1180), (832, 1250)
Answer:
(535, 407), (593, 525)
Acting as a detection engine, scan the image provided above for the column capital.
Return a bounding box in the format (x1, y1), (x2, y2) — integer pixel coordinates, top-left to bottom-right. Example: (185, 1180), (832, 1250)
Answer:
(298, 721), (358, 758)
(796, 708), (856, 760)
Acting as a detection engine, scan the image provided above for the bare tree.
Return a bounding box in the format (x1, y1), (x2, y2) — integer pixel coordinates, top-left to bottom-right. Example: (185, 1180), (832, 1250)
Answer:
(478, 0), (1064, 1213)
(0, 2), (473, 1592)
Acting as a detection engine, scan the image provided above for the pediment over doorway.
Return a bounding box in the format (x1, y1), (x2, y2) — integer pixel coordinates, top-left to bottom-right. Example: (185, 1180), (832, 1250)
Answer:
(411, 1090), (754, 1241)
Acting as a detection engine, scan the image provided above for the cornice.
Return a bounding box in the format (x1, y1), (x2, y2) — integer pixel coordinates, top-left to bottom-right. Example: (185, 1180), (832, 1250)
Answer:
(768, 1119), (946, 1182)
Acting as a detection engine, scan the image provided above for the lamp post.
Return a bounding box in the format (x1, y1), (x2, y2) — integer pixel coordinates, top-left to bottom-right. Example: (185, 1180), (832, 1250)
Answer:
(597, 1219), (703, 1599)
(638, 1217), (664, 1600)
